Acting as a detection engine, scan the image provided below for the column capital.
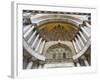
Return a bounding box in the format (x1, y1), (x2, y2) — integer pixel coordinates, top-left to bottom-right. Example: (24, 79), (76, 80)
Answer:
(31, 34), (39, 48)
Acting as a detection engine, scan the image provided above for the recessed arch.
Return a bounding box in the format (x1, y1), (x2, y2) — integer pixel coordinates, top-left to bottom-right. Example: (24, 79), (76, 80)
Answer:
(45, 43), (73, 63)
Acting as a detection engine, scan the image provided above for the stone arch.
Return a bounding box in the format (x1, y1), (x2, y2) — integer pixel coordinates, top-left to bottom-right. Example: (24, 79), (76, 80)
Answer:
(45, 43), (73, 63)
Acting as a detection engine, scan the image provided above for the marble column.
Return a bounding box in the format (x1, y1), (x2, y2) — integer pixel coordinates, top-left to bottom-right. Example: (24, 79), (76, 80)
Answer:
(85, 21), (91, 28)
(23, 25), (31, 34)
(24, 26), (35, 38)
(75, 37), (82, 51)
(76, 62), (80, 67)
(81, 56), (89, 66)
(35, 38), (42, 51)
(27, 30), (37, 43)
(72, 40), (78, 53)
(81, 27), (90, 37)
(26, 61), (33, 69)
(31, 34), (39, 48)
(79, 31), (87, 43)
(83, 25), (91, 34)
(84, 59), (89, 66)
(77, 34), (85, 47)
(39, 40), (46, 54)
(74, 59), (80, 67)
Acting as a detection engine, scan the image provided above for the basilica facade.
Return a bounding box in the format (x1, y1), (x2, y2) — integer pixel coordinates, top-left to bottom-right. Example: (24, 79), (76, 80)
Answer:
(23, 10), (91, 69)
